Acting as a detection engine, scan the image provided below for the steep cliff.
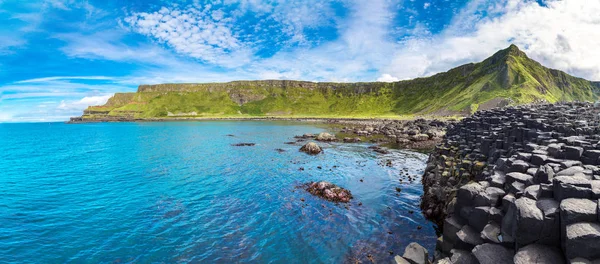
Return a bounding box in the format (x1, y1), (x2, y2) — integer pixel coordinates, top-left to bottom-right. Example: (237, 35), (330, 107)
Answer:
(78, 45), (599, 121)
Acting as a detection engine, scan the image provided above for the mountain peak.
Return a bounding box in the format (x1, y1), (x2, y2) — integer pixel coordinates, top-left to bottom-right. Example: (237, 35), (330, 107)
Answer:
(499, 44), (527, 58)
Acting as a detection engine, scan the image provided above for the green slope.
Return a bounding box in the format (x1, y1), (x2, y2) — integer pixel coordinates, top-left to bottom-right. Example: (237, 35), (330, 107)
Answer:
(81, 45), (599, 120)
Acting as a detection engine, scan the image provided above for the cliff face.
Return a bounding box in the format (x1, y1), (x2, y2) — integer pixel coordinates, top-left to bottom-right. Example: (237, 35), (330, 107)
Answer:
(76, 45), (599, 121)
(421, 102), (600, 263)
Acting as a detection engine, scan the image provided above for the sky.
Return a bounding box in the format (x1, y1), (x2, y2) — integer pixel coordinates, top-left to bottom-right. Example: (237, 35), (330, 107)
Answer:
(1, 0), (599, 122)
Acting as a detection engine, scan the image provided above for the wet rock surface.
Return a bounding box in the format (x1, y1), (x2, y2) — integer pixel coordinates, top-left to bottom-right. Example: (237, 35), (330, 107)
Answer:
(305, 181), (353, 203)
(419, 102), (600, 262)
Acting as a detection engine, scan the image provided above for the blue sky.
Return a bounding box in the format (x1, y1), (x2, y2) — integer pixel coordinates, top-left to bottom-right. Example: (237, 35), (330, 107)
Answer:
(1, 0), (599, 122)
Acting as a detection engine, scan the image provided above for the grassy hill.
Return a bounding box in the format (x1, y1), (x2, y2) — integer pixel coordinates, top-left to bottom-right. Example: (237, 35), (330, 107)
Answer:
(80, 45), (599, 120)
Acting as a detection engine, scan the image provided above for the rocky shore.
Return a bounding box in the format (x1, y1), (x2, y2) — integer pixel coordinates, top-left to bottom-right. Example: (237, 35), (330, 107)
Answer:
(416, 102), (600, 263)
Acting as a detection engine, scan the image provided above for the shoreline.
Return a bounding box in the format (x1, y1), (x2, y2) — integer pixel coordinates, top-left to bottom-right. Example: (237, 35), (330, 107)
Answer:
(67, 116), (458, 124)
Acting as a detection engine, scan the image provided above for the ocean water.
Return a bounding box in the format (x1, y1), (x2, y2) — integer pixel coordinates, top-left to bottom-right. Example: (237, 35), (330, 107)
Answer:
(0, 121), (436, 263)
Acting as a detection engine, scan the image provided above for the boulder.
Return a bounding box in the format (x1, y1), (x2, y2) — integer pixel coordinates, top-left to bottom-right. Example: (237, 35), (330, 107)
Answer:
(506, 172), (534, 186)
(402, 242), (429, 264)
(457, 182), (485, 207)
(472, 243), (515, 264)
(300, 142), (322, 155)
(536, 198), (560, 217)
(480, 222), (501, 243)
(510, 160), (531, 173)
(560, 198), (598, 226)
(513, 244), (565, 264)
(553, 176), (592, 201)
(565, 222), (600, 260)
(514, 197), (545, 246)
(455, 225), (484, 250)
(316, 132), (336, 141)
(443, 215), (465, 244)
(564, 146), (584, 160)
(449, 249), (479, 264)
(468, 207), (491, 232)
(305, 181), (352, 203)
(534, 164), (555, 183)
(394, 256), (411, 264)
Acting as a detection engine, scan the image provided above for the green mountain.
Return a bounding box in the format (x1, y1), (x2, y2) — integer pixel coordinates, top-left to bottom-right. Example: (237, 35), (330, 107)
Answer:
(80, 45), (599, 120)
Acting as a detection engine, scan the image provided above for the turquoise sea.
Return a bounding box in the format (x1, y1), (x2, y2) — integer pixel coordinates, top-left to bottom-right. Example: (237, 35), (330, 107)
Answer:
(0, 121), (436, 263)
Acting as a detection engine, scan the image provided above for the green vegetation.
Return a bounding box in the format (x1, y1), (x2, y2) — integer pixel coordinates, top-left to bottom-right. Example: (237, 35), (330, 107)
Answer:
(81, 45), (599, 120)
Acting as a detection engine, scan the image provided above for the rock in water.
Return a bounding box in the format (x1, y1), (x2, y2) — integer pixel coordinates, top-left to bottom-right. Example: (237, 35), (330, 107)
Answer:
(300, 142), (322, 155)
(231, 143), (256, 146)
(402, 242), (429, 264)
(305, 181), (352, 203)
(316, 132), (336, 141)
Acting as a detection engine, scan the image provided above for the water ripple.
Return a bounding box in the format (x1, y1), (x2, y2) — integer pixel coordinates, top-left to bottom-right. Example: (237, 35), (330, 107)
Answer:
(0, 122), (436, 263)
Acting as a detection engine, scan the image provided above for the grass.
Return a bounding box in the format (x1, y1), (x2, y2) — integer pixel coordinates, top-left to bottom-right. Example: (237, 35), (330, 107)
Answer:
(82, 45), (599, 120)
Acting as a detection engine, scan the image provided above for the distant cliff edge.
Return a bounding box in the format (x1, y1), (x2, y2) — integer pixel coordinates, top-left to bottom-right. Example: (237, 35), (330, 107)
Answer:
(72, 45), (599, 122)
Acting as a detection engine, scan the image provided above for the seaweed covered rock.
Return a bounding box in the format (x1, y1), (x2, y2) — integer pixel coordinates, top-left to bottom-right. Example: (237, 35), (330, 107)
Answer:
(305, 181), (352, 203)
(300, 142), (322, 155)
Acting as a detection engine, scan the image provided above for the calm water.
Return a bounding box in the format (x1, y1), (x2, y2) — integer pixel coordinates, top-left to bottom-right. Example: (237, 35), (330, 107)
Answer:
(0, 121), (436, 263)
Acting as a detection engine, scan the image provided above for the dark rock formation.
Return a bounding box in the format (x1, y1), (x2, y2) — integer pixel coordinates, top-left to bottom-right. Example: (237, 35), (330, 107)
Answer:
(305, 181), (352, 203)
(420, 102), (600, 263)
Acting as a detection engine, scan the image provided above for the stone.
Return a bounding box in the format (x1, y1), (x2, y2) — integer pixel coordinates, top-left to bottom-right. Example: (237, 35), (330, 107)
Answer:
(482, 187), (505, 207)
(561, 160), (583, 169)
(305, 181), (353, 203)
(443, 215), (465, 244)
(433, 257), (451, 264)
(534, 165), (555, 184)
(402, 242), (429, 264)
(556, 166), (586, 177)
(531, 154), (548, 166)
(455, 225), (484, 250)
(299, 142), (322, 154)
(514, 197), (545, 246)
(490, 171), (506, 188)
(553, 176), (592, 201)
(394, 256), (411, 264)
(510, 160), (531, 173)
(480, 222), (501, 243)
(469, 206), (491, 232)
(507, 172), (534, 186)
(513, 244), (565, 264)
(536, 198), (560, 217)
(472, 243), (515, 264)
(315, 132), (336, 141)
(450, 249), (479, 264)
(565, 146), (584, 160)
(560, 198), (598, 226)
(524, 185), (540, 200)
(565, 222), (600, 260)
(457, 182), (485, 207)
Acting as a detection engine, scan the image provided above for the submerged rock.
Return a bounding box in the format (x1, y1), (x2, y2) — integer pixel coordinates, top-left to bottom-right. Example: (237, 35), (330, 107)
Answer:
(305, 181), (353, 203)
(300, 142), (322, 155)
(231, 143), (255, 146)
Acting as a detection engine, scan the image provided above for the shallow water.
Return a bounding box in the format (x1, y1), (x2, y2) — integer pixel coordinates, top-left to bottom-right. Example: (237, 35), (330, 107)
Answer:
(0, 121), (436, 263)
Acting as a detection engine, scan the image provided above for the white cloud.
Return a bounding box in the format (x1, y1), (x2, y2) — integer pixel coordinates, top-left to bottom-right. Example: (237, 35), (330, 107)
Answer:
(423, 3), (431, 9)
(124, 6), (252, 68)
(57, 94), (112, 111)
(16, 76), (116, 84)
(377, 74), (400, 82)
